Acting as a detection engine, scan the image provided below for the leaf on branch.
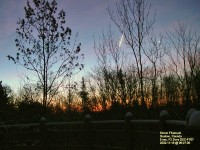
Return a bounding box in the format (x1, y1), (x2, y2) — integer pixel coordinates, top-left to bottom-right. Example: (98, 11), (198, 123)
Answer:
(66, 27), (71, 35)
(20, 19), (25, 28)
(7, 55), (16, 63)
(75, 45), (81, 53)
(62, 64), (66, 68)
(16, 53), (20, 60)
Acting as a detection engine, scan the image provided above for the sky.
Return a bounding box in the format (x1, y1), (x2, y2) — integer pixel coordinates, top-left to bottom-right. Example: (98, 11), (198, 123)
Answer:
(0, 0), (200, 90)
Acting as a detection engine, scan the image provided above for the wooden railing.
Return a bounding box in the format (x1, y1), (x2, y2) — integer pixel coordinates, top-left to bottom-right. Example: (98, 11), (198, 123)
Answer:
(0, 108), (200, 150)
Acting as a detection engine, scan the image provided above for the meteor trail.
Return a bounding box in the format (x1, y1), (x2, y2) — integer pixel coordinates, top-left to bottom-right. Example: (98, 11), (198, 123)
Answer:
(119, 33), (124, 48)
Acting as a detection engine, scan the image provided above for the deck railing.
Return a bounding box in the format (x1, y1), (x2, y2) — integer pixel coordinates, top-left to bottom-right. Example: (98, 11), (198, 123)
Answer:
(0, 108), (200, 150)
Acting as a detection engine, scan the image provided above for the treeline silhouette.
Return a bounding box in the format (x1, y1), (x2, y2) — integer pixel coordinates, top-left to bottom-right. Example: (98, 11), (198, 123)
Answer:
(0, 72), (199, 124)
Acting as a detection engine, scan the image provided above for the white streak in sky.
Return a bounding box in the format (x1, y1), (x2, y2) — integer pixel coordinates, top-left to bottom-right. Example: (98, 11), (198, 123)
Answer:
(119, 33), (124, 48)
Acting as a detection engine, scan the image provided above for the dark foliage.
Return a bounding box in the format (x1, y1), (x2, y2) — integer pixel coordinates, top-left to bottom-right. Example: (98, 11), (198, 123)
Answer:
(0, 81), (15, 123)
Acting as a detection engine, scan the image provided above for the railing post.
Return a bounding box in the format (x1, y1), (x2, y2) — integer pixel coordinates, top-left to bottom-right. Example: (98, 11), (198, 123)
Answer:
(159, 110), (169, 150)
(185, 110), (200, 149)
(85, 114), (93, 150)
(0, 126), (7, 149)
(40, 117), (47, 150)
(159, 110), (169, 131)
(125, 112), (133, 150)
(186, 108), (196, 124)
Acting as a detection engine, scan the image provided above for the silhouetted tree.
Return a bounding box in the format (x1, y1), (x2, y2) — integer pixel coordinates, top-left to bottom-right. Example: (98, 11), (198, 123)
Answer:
(7, 0), (84, 109)
(144, 35), (164, 108)
(117, 69), (127, 106)
(163, 75), (180, 105)
(79, 77), (89, 113)
(0, 81), (14, 122)
(125, 66), (138, 105)
(0, 81), (9, 107)
(166, 22), (200, 107)
(64, 77), (77, 112)
(16, 82), (41, 103)
(109, 0), (155, 107)
(93, 27), (128, 107)
(17, 99), (44, 123)
(193, 68), (200, 107)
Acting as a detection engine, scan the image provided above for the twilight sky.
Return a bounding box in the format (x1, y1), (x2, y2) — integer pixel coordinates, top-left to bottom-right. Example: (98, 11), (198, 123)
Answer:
(0, 0), (200, 90)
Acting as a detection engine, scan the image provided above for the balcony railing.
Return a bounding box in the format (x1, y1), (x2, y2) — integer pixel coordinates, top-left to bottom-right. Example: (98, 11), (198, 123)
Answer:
(0, 108), (200, 150)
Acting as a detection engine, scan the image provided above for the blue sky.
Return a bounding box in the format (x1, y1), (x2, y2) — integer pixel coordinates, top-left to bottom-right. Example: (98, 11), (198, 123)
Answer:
(0, 0), (200, 90)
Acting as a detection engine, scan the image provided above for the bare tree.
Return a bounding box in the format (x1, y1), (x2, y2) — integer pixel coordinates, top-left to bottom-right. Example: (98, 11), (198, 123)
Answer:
(8, 0), (84, 109)
(93, 27), (128, 106)
(166, 22), (200, 107)
(79, 77), (89, 113)
(109, 0), (155, 106)
(144, 35), (164, 107)
(63, 77), (77, 111)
